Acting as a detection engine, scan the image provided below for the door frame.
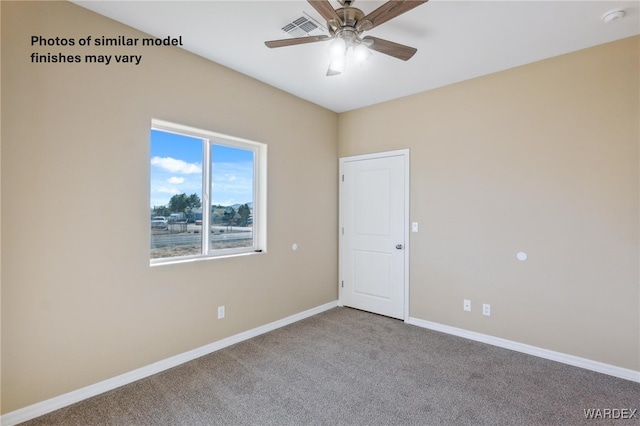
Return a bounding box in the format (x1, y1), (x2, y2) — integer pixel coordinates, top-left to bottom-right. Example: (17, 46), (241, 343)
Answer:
(338, 149), (410, 322)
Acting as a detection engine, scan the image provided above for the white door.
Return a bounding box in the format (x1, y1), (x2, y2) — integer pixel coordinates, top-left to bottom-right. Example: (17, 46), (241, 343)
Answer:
(339, 150), (408, 320)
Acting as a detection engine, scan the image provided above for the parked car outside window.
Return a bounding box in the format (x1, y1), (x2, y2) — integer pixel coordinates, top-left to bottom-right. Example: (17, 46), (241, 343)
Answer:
(151, 216), (168, 229)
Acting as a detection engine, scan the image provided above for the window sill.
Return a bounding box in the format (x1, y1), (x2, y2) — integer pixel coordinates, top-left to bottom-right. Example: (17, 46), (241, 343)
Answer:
(150, 250), (265, 267)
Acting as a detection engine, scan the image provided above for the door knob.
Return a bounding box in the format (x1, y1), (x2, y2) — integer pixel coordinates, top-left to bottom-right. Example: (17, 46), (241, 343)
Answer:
(396, 244), (403, 250)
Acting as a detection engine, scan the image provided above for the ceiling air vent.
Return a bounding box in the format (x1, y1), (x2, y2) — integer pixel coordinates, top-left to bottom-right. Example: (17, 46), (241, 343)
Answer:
(280, 12), (327, 38)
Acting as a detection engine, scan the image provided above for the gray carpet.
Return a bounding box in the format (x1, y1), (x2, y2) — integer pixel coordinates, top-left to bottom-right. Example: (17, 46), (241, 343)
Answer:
(21, 307), (640, 425)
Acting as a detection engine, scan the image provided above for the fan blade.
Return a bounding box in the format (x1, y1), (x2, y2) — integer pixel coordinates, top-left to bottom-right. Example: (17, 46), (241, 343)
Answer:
(362, 0), (428, 29)
(265, 35), (332, 48)
(307, 0), (343, 24)
(363, 36), (417, 61)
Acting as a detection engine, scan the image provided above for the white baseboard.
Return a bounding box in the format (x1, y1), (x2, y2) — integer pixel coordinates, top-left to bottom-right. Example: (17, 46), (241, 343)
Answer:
(406, 316), (640, 384)
(1, 301), (339, 426)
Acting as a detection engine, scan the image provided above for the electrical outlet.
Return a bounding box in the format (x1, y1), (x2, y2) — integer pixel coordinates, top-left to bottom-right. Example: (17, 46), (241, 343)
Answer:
(483, 304), (491, 316)
(217, 305), (225, 319)
(463, 299), (471, 312)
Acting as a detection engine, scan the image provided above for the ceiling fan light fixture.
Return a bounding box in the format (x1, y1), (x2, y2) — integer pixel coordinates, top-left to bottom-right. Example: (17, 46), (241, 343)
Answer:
(327, 36), (347, 59)
(353, 43), (372, 64)
(328, 55), (346, 74)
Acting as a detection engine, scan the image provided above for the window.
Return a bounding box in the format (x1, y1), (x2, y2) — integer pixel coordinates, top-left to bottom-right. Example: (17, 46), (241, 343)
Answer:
(150, 120), (266, 264)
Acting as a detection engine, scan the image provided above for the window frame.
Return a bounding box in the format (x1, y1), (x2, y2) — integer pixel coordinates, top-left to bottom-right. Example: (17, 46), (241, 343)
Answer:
(150, 119), (267, 265)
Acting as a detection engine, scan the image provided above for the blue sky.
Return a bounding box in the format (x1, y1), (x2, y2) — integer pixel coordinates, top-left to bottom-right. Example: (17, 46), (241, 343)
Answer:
(150, 129), (254, 209)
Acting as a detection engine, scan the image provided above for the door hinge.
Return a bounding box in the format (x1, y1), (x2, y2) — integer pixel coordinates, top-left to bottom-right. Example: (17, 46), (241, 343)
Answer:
(341, 174), (344, 182)
(341, 280), (344, 288)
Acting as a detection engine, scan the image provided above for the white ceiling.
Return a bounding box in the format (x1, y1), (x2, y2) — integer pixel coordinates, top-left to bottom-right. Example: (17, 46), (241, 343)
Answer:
(73, 1), (639, 113)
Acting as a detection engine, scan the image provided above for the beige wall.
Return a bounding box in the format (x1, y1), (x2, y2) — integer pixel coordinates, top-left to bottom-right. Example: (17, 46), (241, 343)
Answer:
(1, 1), (338, 413)
(339, 36), (639, 371)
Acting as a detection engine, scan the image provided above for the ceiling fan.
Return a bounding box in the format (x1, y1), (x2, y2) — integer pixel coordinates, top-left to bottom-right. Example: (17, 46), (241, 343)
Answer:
(265, 0), (428, 76)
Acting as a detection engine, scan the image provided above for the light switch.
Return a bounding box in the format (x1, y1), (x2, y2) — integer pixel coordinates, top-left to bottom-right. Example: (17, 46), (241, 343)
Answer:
(412, 222), (419, 233)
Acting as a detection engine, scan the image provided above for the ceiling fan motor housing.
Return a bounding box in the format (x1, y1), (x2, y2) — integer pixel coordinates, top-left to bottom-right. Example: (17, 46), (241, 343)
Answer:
(327, 7), (365, 35)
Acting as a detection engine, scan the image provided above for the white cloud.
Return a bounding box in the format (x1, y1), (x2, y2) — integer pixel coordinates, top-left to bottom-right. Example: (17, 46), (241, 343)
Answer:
(157, 186), (180, 195)
(167, 176), (185, 184)
(210, 162), (253, 206)
(151, 156), (201, 174)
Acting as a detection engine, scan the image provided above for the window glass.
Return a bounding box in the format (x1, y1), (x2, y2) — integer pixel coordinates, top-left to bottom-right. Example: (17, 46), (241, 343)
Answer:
(150, 130), (203, 259)
(150, 121), (265, 264)
(210, 144), (254, 251)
